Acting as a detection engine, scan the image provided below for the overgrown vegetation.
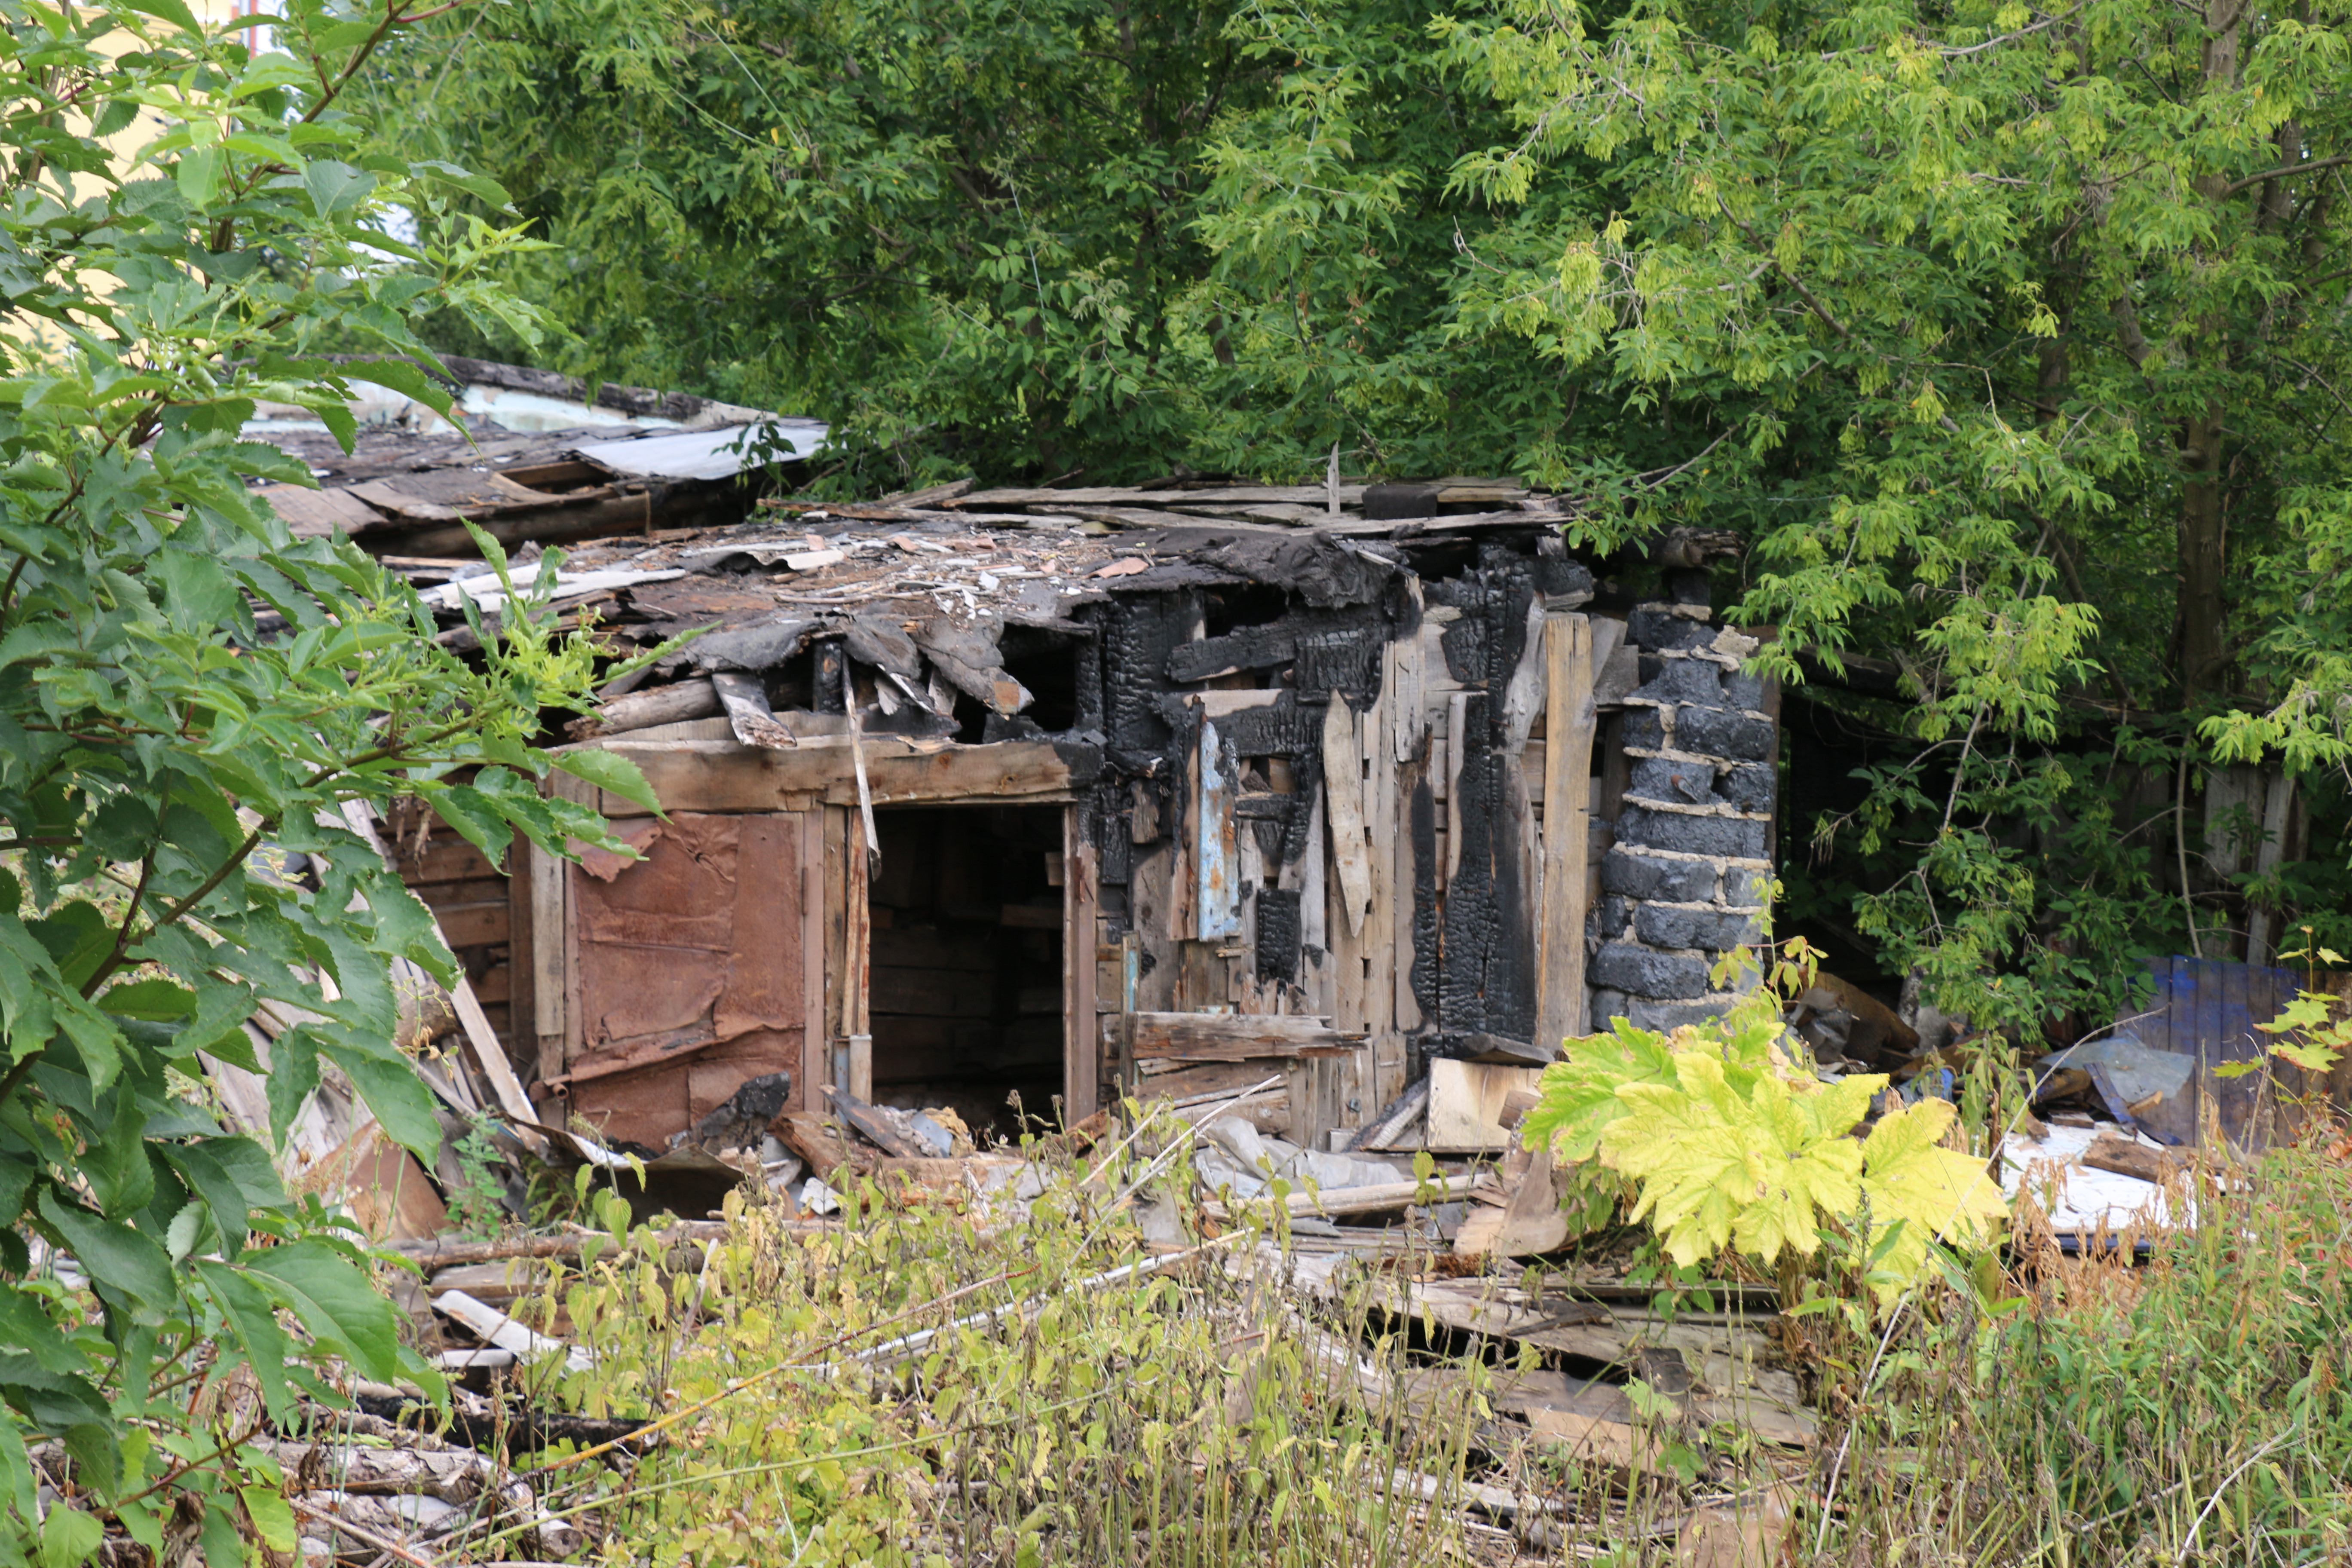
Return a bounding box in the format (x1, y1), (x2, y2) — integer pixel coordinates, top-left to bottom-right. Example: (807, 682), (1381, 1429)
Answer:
(456, 1089), (2352, 1566)
(367, 0), (2352, 1029)
(0, 0), (660, 1556)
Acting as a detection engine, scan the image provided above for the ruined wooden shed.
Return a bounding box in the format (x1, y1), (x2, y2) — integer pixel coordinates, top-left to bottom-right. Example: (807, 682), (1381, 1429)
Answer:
(361, 476), (1774, 1152)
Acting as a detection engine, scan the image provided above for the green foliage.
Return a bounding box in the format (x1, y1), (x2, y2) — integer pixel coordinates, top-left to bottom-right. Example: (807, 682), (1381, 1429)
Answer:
(1525, 948), (2006, 1301)
(484, 1141), (1549, 1567)
(0, 0), (655, 1557)
(380, 0), (2352, 1042)
(1812, 1121), (2352, 1561)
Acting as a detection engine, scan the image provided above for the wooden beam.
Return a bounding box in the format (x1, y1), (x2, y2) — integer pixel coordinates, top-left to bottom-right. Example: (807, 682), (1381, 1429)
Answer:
(1126, 1011), (1363, 1061)
(1064, 814), (1102, 1123)
(1322, 696), (1372, 938)
(578, 738), (1084, 815)
(1537, 614), (1596, 1051)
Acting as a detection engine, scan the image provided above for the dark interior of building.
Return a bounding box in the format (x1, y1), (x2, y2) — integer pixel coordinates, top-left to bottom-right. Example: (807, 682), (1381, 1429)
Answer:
(866, 804), (1066, 1140)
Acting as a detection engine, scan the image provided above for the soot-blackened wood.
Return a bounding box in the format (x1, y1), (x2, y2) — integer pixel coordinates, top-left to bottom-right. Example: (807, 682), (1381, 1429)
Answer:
(1256, 888), (1303, 983)
(1103, 594), (1196, 752)
(1440, 715), (1505, 1033)
(1279, 749), (1324, 870)
(1168, 621), (1300, 683)
(1409, 774), (1442, 1030)
(1295, 628), (1382, 698)
(1188, 698), (1321, 759)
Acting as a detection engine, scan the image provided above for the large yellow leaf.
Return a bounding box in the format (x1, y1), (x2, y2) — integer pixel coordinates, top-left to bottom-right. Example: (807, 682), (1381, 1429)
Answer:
(1859, 1099), (2009, 1295)
(1602, 1053), (1877, 1270)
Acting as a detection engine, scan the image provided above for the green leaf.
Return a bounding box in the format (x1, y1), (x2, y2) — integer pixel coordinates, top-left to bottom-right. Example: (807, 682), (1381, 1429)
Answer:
(333, 357), (454, 420)
(175, 148), (222, 209)
(302, 159), (376, 219)
(551, 746), (663, 815)
(240, 1485), (297, 1553)
(413, 158), (513, 209)
(193, 1262), (290, 1417)
(1858, 1099), (2009, 1298)
(328, 1048), (443, 1164)
(121, 0), (201, 30)
(60, 1423), (119, 1502)
(98, 979), (195, 1022)
(242, 1241), (401, 1382)
(36, 1189), (174, 1313)
(37, 1503), (101, 1568)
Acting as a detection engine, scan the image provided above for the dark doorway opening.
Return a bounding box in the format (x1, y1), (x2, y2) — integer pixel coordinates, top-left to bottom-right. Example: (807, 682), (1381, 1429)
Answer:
(867, 804), (1066, 1141)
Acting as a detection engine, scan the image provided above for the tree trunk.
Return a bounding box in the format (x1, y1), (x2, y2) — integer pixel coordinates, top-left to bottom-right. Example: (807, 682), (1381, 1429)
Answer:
(2177, 403), (2230, 702)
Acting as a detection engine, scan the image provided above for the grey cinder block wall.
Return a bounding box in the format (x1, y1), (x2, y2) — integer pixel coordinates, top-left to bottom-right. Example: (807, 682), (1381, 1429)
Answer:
(1588, 598), (1776, 1032)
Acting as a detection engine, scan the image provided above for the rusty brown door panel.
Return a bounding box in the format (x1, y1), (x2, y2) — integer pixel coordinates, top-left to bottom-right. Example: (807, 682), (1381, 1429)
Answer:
(567, 811), (807, 1148)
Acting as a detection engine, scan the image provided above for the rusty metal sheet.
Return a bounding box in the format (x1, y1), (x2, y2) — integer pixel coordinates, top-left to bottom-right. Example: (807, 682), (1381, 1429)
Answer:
(1194, 716), (1241, 941)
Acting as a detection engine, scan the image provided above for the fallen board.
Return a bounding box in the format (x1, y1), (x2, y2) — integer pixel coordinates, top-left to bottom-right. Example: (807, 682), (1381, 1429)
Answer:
(1424, 1059), (1544, 1152)
(1374, 1277), (1796, 1411)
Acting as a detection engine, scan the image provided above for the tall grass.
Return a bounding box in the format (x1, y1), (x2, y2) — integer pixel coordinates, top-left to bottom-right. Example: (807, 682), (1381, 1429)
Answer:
(469, 1111), (2352, 1567)
(1806, 1120), (2352, 1565)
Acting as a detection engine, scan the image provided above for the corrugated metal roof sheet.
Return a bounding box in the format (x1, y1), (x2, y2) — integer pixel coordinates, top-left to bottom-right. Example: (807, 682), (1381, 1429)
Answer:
(577, 420), (828, 481)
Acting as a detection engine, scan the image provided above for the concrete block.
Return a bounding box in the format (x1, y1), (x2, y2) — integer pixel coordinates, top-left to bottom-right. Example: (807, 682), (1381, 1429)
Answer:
(1628, 756), (1720, 806)
(1590, 942), (1714, 999)
(1629, 657), (1722, 708)
(1618, 805), (1770, 861)
(1635, 904), (1764, 952)
(1718, 761), (1775, 813)
(1675, 706), (1776, 762)
(1630, 607), (1715, 652)
(1621, 709), (1668, 749)
(1599, 846), (1719, 903)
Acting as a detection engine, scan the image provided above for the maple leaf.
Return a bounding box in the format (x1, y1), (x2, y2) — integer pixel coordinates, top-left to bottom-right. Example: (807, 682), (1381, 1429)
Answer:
(1601, 1053), (1878, 1271)
(1858, 1099), (2008, 1296)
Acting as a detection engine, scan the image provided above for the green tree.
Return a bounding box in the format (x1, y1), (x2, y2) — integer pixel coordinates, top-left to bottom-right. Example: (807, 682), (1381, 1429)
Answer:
(1433, 0), (2352, 1026)
(389, 0), (2352, 1038)
(0, 0), (654, 1556)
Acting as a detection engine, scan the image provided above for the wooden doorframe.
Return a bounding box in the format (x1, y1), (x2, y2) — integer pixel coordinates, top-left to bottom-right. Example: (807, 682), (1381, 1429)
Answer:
(1064, 806), (1101, 1125)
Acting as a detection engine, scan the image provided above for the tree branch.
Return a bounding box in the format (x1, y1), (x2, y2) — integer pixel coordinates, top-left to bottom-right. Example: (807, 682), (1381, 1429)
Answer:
(2219, 154), (2352, 198)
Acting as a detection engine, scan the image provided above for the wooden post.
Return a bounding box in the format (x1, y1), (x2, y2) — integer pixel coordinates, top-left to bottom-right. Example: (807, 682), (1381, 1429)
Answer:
(1064, 808), (1101, 1123)
(1537, 614), (1596, 1049)
(842, 805), (871, 1101)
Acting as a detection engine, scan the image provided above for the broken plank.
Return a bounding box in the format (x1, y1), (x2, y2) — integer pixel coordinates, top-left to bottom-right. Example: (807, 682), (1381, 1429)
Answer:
(1322, 695), (1372, 938)
(1425, 1060), (1544, 1153)
(1285, 1173), (1481, 1217)
(580, 738), (1085, 814)
(433, 1289), (592, 1372)
(1125, 1011), (1363, 1061)
(1355, 1076), (1430, 1152)
(825, 1086), (928, 1158)
(567, 677), (720, 740)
